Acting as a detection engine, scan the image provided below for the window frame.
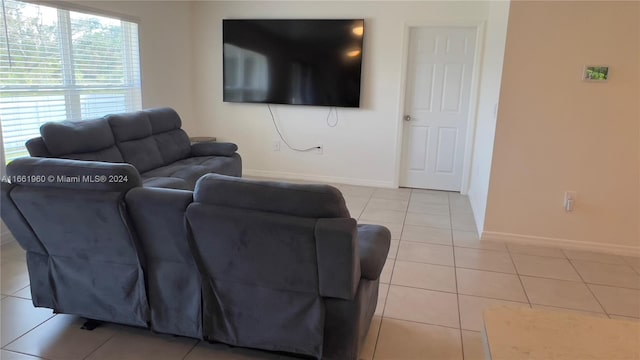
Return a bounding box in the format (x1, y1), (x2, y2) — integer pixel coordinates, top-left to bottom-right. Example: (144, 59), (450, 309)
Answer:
(0, 0), (143, 167)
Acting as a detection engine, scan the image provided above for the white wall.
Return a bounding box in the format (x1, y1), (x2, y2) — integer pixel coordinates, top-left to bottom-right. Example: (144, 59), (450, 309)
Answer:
(68, 1), (197, 133)
(191, 1), (497, 187)
(466, 1), (510, 234)
(484, 1), (640, 253)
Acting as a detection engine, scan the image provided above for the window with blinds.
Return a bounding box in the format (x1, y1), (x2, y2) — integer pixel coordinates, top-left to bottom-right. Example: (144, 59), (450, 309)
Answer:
(0, 0), (142, 162)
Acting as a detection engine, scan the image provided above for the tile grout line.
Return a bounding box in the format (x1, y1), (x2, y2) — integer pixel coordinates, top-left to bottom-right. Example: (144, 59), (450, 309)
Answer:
(505, 246), (533, 306)
(369, 188), (412, 359)
(449, 193), (467, 360)
(1, 311), (56, 350)
(1, 348), (56, 360)
(388, 257), (635, 288)
(355, 190), (375, 222)
(7, 284), (30, 300)
(81, 325), (123, 360)
(181, 340), (201, 360)
(381, 315), (462, 331)
(565, 257), (610, 316)
(377, 282), (535, 304)
(622, 257), (640, 276)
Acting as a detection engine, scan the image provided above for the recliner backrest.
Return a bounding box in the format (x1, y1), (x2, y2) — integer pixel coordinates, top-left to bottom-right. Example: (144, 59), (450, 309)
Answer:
(1, 157), (149, 327)
(185, 174), (356, 358)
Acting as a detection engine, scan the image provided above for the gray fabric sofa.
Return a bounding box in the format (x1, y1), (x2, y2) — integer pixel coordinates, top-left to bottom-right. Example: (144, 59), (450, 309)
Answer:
(24, 107), (241, 190)
(1, 159), (390, 360)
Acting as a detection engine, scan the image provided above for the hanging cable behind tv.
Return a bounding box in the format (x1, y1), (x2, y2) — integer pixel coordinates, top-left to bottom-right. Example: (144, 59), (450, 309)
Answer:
(267, 104), (322, 152)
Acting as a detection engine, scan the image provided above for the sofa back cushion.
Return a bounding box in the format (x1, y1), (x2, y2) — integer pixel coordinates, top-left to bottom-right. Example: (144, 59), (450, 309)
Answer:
(107, 108), (191, 172)
(39, 118), (124, 162)
(107, 111), (165, 172)
(146, 108), (191, 164)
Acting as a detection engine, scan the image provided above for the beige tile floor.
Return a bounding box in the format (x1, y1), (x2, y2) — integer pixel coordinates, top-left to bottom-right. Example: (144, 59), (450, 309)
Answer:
(1, 183), (639, 360)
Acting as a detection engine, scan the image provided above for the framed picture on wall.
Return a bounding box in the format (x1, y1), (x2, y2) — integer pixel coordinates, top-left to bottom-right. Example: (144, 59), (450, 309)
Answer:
(583, 65), (609, 81)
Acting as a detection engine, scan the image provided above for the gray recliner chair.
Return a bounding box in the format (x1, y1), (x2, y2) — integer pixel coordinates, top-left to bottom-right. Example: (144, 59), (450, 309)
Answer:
(185, 174), (391, 359)
(1, 157), (150, 327)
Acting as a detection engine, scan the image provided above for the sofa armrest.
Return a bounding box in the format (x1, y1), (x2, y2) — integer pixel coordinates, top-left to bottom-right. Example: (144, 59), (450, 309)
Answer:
(315, 218), (360, 300)
(357, 224), (391, 280)
(190, 142), (238, 157)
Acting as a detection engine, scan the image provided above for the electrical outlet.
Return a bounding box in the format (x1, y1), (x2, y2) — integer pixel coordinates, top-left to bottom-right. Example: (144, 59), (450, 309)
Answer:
(564, 191), (576, 212)
(316, 145), (323, 155)
(272, 140), (280, 151)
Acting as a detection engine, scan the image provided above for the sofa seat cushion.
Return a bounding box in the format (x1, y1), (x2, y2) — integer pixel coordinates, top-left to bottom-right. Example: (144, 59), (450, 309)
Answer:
(142, 177), (190, 190)
(143, 165), (209, 189)
(141, 156), (239, 189)
(172, 156), (241, 174)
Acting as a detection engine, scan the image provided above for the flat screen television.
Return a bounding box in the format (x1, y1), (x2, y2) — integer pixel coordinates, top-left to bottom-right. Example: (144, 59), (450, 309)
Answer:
(223, 19), (365, 108)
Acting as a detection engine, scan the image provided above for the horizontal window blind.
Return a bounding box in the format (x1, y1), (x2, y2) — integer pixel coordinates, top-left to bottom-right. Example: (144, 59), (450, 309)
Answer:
(0, 0), (142, 162)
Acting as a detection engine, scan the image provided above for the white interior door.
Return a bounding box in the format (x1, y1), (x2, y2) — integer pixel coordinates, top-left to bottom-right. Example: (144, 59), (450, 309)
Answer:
(400, 26), (477, 191)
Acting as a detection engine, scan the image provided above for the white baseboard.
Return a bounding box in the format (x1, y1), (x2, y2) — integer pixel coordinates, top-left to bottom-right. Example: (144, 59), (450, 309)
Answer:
(243, 169), (395, 188)
(482, 231), (640, 257)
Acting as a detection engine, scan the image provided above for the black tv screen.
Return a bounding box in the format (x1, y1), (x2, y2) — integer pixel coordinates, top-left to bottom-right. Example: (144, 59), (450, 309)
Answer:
(223, 19), (364, 108)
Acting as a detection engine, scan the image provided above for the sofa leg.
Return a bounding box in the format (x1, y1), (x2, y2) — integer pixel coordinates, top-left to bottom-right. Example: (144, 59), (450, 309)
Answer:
(81, 319), (103, 331)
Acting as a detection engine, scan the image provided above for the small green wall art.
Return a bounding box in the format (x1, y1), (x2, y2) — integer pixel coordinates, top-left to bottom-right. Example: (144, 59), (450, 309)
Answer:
(583, 66), (609, 81)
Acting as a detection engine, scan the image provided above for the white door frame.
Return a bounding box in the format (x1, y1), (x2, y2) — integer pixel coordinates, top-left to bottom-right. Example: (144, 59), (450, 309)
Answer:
(393, 21), (486, 194)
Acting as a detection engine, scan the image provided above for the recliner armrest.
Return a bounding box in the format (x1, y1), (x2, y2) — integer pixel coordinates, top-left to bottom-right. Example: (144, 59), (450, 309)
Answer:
(191, 142), (238, 157)
(357, 224), (391, 280)
(315, 218), (360, 300)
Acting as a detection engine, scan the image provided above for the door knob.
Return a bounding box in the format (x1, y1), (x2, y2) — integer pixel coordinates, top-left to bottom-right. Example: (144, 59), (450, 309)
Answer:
(403, 115), (412, 121)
